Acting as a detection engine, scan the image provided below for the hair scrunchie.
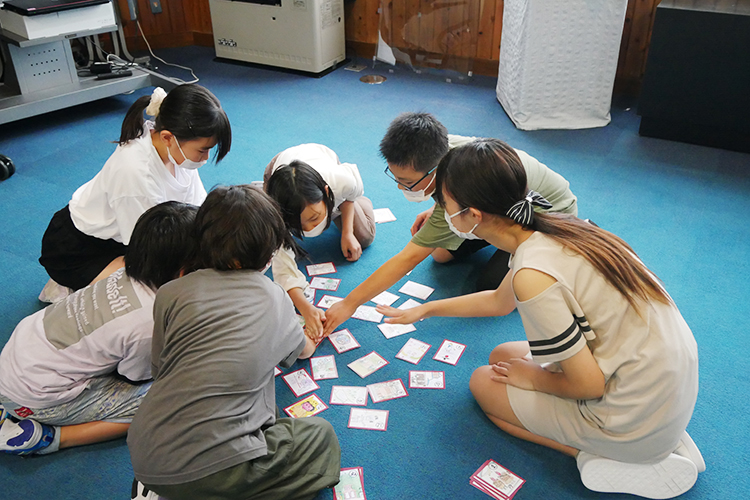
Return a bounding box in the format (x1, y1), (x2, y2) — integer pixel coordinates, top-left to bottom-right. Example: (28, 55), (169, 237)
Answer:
(505, 190), (553, 226)
(145, 87), (168, 117)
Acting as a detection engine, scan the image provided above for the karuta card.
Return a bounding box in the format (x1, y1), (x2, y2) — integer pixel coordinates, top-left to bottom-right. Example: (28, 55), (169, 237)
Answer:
(283, 394), (328, 419)
(347, 352), (389, 378)
(409, 370), (445, 389)
(329, 385), (368, 406)
(328, 329), (360, 354)
(398, 280), (434, 300)
(433, 339), (466, 366)
(397, 298), (422, 310)
(317, 295), (343, 309)
(282, 368), (319, 397)
(348, 407), (389, 431)
(370, 290), (399, 307)
(274, 366), (282, 377)
(395, 338), (431, 364)
(333, 467), (366, 500)
(304, 286), (316, 304)
(351, 305), (383, 323)
(470, 459), (525, 500)
(373, 207), (397, 223)
(377, 322), (416, 339)
(306, 262), (336, 276)
(366, 379), (408, 403)
(309, 277), (341, 291)
(310, 355), (338, 380)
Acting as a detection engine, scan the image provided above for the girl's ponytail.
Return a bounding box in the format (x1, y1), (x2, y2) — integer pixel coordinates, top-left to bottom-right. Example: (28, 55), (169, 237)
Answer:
(118, 95), (151, 145)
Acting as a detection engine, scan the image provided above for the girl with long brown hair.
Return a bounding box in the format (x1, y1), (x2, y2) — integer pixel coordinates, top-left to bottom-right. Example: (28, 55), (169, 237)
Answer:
(378, 139), (703, 499)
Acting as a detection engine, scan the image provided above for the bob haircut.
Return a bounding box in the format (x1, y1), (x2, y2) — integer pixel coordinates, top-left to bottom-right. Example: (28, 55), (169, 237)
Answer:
(119, 84), (232, 163)
(193, 185), (286, 271)
(379, 112), (449, 173)
(125, 201), (198, 290)
(265, 160), (336, 240)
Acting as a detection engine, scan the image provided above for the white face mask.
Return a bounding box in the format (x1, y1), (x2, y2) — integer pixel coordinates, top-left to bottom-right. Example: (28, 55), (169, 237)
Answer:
(445, 207), (481, 240)
(167, 139), (207, 170)
(401, 172), (435, 203)
(302, 216), (327, 238)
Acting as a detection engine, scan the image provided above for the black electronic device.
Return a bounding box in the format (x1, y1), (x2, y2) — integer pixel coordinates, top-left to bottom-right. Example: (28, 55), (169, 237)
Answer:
(1, 0), (109, 16)
(95, 69), (132, 80)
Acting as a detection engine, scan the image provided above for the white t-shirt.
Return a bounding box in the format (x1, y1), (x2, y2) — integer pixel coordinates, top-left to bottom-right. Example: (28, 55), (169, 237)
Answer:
(69, 121), (207, 245)
(270, 143), (365, 292)
(0, 268), (155, 408)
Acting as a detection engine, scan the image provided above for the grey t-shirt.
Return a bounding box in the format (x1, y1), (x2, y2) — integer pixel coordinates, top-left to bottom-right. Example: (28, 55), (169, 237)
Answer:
(127, 269), (306, 485)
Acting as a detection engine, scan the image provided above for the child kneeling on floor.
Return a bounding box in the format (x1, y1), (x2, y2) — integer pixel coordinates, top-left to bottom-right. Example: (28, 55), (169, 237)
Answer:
(0, 201), (198, 455)
(127, 185), (341, 500)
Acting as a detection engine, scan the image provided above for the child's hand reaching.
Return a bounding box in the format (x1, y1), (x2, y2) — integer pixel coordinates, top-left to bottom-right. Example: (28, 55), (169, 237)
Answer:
(300, 305), (326, 340)
(341, 233), (362, 262)
(376, 304), (426, 325)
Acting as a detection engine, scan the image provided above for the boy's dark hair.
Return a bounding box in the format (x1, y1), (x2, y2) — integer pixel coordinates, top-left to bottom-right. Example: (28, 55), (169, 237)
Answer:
(125, 201), (198, 290)
(379, 112), (449, 173)
(265, 160), (335, 241)
(194, 185), (287, 271)
(119, 84), (232, 163)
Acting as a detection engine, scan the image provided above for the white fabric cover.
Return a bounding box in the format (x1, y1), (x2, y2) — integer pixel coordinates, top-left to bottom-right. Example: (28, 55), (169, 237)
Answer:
(496, 0), (628, 130)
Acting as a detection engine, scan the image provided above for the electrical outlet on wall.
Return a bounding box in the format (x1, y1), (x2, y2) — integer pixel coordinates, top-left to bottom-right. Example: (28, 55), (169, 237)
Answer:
(150, 0), (162, 14)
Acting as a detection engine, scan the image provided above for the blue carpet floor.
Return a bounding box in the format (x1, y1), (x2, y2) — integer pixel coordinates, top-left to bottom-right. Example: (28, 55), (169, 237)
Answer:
(1, 46), (748, 499)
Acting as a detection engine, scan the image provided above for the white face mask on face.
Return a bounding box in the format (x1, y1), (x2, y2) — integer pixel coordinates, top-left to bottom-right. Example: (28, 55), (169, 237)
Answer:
(302, 216), (327, 238)
(445, 207), (481, 240)
(401, 172), (436, 203)
(167, 139), (207, 170)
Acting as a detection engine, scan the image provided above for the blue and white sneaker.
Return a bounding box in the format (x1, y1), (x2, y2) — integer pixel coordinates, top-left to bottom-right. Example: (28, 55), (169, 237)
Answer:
(0, 418), (55, 456)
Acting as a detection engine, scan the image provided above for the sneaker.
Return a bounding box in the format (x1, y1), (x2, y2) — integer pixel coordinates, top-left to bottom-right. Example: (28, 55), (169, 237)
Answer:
(38, 278), (72, 304)
(0, 418), (55, 456)
(131, 478), (162, 500)
(577, 451), (698, 499)
(673, 431), (706, 473)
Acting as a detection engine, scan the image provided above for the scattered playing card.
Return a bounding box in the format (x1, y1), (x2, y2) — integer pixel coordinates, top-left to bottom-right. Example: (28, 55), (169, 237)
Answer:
(317, 295), (344, 309)
(348, 407), (389, 431)
(367, 379), (408, 403)
(284, 394), (328, 419)
(304, 286), (316, 303)
(306, 262), (336, 276)
(351, 305), (383, 323)
(373, 207), (397, 223)
(370, 290), (399, 306)
(310, 277), (341, 291)
(282, 368), (319, 397)
(274, 366), (282, 377)
(409, 370), (445, 389)
(433, 340), (466, 366)
(296, 314), (306, 328)
(397, 298), (422, 310)
(310, 355), (338, 380)
(395, 338), (431, 364)
(469, 459), (525, 500)
(377, 322), (416, 339)
(344, 63), (367, 72)
(328, 329), (360, 354)
(347, 352), (389, 378)
(329, 385), (368, 406)
(398, 280), (434, 300)
(333, 467), (366, 500)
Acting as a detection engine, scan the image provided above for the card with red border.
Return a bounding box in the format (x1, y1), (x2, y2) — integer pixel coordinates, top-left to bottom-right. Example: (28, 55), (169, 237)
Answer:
(309, 277), (341, 291)
(329, 385), (368, 406)
(283, 394), (328, 419)
(366, 379), (408, 403)
(317, 295), (343, 309)
(370, 290), (399, 306)
(328, 329), (360, 354)
(282, 368), (319, 397)
(310, 355), (338, 380)
(347, 408), (389, 431)
(333, 467), (366, 500)
(351, 305), (383, 323)
(306, 262), (336, 276)
(395, 338), (431, 364)
(433, 339), (466, 365)
(378, 322), (416, 339)
(469, 459), (525, 500)
(274, 366), (282, 377)
(347, 352), (389, 378)
(409, 370), (445, 389)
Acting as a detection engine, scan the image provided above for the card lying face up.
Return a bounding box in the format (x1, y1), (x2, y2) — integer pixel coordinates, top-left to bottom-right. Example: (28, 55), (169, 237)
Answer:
(433, 339), (466, 366)
(328, 329), (360, 354)
(347, 352), (389, 378)
(409, 371), (445, 389)
(282, 368), (319, 397)
(284, 394), (328, 419)
(329, 385), (368, 406)
(348, 408), (389, 431)
(333, 467), (366, 500)
(306, 262), (337, 276)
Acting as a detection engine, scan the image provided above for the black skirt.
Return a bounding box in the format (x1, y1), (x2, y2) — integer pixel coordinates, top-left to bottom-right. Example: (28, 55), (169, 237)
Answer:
(39, 205), (127, 290)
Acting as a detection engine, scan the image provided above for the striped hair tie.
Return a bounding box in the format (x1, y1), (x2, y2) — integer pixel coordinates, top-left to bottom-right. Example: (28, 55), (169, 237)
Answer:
(505, 190), (552, 226)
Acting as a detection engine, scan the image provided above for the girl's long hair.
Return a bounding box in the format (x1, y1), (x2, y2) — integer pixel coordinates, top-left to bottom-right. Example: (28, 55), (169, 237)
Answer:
(118, 84), (231, 163)
(436, 139), (670, 310)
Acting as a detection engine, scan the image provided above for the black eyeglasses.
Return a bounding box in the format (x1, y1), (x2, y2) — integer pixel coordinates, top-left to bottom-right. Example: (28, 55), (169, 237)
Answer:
(384, 166), (437, 191)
